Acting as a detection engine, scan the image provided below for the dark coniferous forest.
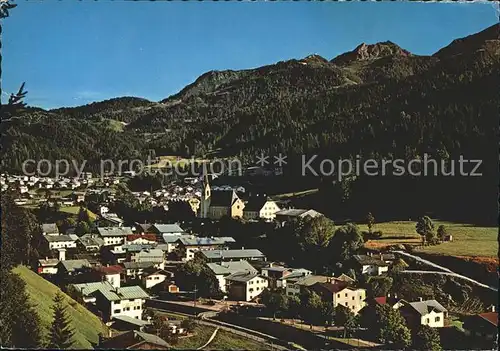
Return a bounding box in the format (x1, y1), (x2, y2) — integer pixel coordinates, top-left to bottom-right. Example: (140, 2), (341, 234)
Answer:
(1, 24), (498, 224)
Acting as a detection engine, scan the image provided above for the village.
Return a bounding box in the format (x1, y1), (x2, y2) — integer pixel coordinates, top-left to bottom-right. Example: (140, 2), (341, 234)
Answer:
(1, 169), (496, 350)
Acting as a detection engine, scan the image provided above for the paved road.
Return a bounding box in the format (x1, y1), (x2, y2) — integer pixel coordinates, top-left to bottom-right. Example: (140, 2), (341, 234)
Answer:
(393, 251), (498, 292)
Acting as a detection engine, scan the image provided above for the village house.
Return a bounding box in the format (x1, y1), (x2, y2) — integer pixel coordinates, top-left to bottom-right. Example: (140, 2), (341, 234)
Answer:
(57, 258), (92, 279)
(274, 208), (323, 225)
(353, 254), (390, 275)
(206, 261), (258, 293)
(463, 311), (498, 341)
(243, 198), (281, 221)
(126, 234), (157, 245)
(122, 261), (157, 279)
(394, 299), (448, 328)
(226, 272), (269, 301)
(91, 285), (150, 322)
(310, 280), (367, 314)
(285, 275), (351, 297)
(71, 281), (114, 303)
(38, 258), (60, 275)
(77, 234), (105, 252)
(141, 268), (175, 289)
(128, 248), (165, 270)
(151, 224), (185, 238)
(261, 265), (312, 289)
(98, 227), (133, 246)
(100, 213), (125, 227)
(94, 265), (124, 288)
(198, 248), (266, 263)
(44, 234), (78, 250)
(175, 236), (236, 261)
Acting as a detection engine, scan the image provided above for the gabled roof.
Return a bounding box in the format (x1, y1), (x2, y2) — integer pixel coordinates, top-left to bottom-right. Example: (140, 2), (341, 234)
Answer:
(406, 300), (447, 315)
(122, 261), (156, 270)
(39, 258), (59, 267)
(97, 227), (133, 237)
(162, 233), (190, 243)
(291, 275), (333, 286)
(200, 249), (265, 260)
(78, 234), (104, 247)
(42, 223), (59, 234)
(152, 224), (185, 234)
(226, 271), (264, 283)
(112, 315), (151, 327)
(312, 281), (349, 294)
(207, 261), (258, 276)
(244, 198), (275, 212)
(275, 209), (323, 218)
(98, 330), (169, 349)
(45, 234), (78, 243)
(478, 312), (498, 326)
(374, 296), (387, 305)
(127, 234), (157, 242)
(96, 265), (123, 275)
(72, 281), (114, 296)
(177, 236), (236, 246)
(59, 259), (91, 272)
(93, 285), (149, 301)
(210, 190), (241, 207)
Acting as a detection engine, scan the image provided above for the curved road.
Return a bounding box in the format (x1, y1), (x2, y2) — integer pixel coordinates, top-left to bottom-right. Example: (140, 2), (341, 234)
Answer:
(393, 251), (498, 292)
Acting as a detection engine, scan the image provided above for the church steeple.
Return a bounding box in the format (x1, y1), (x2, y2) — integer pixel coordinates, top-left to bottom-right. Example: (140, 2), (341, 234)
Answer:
(199, 174), (211, 218)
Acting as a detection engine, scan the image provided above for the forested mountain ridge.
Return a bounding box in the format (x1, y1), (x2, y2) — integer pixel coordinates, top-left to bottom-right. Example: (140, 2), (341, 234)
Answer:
(1, 25), (498, 217)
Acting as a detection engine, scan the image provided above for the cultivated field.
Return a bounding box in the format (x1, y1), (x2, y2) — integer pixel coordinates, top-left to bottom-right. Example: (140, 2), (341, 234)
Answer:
(360, 221), (498, 258)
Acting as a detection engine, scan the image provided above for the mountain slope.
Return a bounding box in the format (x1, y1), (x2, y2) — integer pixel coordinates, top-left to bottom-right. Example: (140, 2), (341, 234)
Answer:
(13, 266), (108, 349)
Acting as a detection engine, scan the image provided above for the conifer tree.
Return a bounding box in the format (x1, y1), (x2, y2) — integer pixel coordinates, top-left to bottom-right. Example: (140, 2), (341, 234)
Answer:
(48, 292), (75, 349)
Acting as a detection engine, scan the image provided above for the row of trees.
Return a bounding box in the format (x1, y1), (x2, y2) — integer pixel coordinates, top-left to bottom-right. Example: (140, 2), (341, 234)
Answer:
(416, 216), (448, 245)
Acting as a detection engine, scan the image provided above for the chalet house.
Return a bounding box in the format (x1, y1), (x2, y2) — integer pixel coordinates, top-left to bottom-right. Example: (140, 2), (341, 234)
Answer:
(226, 272), (269, 301)
(126, 234), (157, 245)
(44, 234), (78, 250)
(77, 234), (104, 252)
(122, 261), (156, 279)
(161, 234), (192, 253)
(207, 261), (258, 293)
(98, 227), (133, 246)
(274, 208), (323, 225)
(141, 268), (175, 289)
(57, 259), (92, 278)
(92, 285), (149, 322)
(94, 265), (123, 288)
(353, 254), (389, 275)
(97, 330), (170, 350)
(128, 249), (165, 270)
(463, 311), (498, 341)
(175, 236), (236, 261)
(261, 265), (312, 289)
(38, 258), (60, 275)
(42, 223), (59, 236)
(198, 248), (266, 263)
(71, 281), (114, 303)
(243, 198), (281, 221)
(394, 299), (447, 328)
(100, 213), (124, 227)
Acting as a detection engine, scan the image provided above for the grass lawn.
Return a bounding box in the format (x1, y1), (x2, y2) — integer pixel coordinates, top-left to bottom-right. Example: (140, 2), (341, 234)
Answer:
(175, 325), (216, 350)
(13, 266), (108, 349)
(206, 329), (268, 350)
(360, 221), (497, 258)
(59, 206), (98, 220)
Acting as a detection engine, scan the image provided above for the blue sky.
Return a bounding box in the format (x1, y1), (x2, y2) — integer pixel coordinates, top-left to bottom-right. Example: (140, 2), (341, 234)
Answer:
(2, 1), (497, 109)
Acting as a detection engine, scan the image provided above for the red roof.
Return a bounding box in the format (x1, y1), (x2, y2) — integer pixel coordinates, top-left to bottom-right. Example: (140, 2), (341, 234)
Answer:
(96, 265), (123, 275)
(126, 234), (157, 242)
(374, 296), (387, 305)
(479, 312), (498, 326)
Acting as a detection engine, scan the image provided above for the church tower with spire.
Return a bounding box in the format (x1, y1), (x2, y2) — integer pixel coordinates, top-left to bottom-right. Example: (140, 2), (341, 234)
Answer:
(199, 174), (211, 218)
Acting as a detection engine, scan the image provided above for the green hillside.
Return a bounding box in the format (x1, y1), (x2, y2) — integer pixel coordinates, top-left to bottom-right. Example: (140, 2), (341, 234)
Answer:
(13, 266), (108, 349)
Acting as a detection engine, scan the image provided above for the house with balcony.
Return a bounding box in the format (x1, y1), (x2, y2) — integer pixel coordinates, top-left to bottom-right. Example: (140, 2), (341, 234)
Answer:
(226, 272), (268, 302)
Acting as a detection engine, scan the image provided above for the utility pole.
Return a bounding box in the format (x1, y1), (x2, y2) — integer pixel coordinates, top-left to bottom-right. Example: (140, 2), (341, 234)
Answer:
(193, 283), (197, 316)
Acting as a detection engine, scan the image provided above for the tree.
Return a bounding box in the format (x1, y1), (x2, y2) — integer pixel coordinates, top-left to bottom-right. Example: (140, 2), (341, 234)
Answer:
(175, 259), (221, 298)
(262, 290), (289, 319)
(75, 221), (90, 236)
(413, 324), (442, 351)
(330, 223), (364, 261)
(181, 317), (197, 333)
(366, 212), (375, 234)
(372, 304), (411, 348)
(436, 225), (447, 241)
(367, 276), (393, 298)
(77, 206), (91, 224)
(416, 216), (435, 245)
(48, 292), (75, 349)
(0, 269), (43, 348)
(333, 305), (357, 337)
(300, 290), (324, 325)
(287, 295), (301, 321)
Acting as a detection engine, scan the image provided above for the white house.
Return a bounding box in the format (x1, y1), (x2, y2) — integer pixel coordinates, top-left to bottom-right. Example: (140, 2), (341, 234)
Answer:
(45, 234), (78, 250)
(98, 227), (133, 246)
(206, 260), (258, 293)
(226, 272), (268, 301)
(395, 299), (447, 328)
(92, 285), (149, 322)
(354, 255), (389, 275)
(243, 198), (280, 221)
(142, 268), (174, 289)
(37, 258), (60, 275)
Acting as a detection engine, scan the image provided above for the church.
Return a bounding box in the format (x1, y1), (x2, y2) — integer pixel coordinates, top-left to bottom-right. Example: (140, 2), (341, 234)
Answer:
(199, 175), (245, 219)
